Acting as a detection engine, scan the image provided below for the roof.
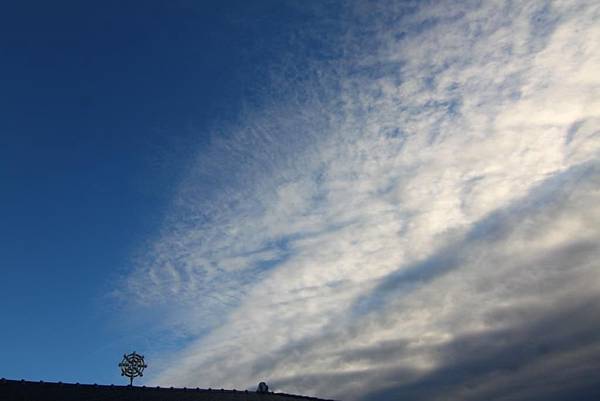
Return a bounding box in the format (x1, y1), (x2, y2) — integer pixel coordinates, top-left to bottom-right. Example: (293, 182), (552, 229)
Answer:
(0, 378), (335, 401)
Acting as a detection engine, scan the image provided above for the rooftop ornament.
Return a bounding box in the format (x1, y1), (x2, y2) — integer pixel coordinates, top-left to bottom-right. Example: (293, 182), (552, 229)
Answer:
(118, 352), (147, 386)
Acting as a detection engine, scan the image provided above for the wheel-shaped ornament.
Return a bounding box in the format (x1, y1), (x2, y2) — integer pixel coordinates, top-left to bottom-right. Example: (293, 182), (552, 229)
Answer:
(119, 351), (147, 386)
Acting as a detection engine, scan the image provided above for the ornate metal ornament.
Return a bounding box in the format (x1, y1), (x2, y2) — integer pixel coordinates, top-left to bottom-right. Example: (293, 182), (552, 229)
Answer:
(118, 351), (147, 386)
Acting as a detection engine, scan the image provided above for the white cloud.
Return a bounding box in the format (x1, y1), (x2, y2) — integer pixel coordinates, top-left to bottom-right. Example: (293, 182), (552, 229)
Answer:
(115, 1), (600, 399)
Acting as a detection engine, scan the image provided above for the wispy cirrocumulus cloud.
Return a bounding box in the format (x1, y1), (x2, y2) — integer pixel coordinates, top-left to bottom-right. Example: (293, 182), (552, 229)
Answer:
(117, 1), (600, 399)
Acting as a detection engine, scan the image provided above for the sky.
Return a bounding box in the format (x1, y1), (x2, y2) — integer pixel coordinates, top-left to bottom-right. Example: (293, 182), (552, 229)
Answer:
(1, 1), (600, 400)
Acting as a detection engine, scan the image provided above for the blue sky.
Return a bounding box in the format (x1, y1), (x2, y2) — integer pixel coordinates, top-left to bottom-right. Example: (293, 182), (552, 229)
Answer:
(2, 1), (600, 400)
(0, 0), (311, 385)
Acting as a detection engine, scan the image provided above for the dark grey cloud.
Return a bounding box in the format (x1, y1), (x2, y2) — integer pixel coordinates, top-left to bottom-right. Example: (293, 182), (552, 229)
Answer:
(360, 297), (600, 401)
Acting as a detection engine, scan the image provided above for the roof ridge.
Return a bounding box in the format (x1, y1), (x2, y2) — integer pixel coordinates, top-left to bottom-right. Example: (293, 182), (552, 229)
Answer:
(0, 378), (337, 401)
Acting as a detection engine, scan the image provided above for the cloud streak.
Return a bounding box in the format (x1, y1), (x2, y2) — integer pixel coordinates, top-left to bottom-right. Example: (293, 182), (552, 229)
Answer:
(116, 1), (600, 399)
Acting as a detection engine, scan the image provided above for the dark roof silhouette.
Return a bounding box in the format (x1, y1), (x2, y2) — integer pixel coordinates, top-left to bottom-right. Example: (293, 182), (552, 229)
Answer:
(0, 379), (335, 401)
